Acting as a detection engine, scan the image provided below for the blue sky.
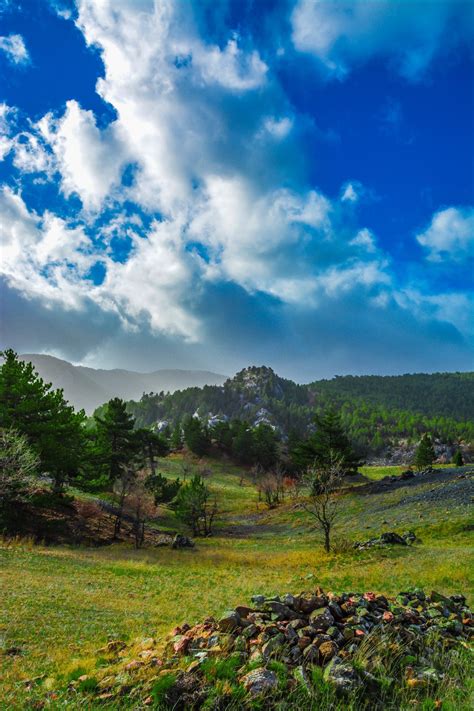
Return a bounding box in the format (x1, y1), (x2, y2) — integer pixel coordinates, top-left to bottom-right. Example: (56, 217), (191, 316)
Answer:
(0, 0), (473, 380)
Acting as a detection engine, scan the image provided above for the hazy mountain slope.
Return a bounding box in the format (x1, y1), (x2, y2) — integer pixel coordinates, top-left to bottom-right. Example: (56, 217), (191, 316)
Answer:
(19, 354), (226, 413)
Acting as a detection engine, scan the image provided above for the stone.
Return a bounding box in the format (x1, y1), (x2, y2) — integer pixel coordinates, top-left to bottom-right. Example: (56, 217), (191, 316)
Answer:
(297, 636), (312, 650)
(309, 608), (335, 629)
(302, 643), (320, 663)
(319, 640), (338, 660)
(324, 657), (363, 695)
(172, 534), (195, 549)
(217, 610), (241, 632)
(241, 668), (278, 695)
(261, 633), (285, 659)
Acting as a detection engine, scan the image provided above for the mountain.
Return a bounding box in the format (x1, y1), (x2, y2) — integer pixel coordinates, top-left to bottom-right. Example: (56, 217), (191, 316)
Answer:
(18, 354), (227, 413)
(128, 366), (474, 456)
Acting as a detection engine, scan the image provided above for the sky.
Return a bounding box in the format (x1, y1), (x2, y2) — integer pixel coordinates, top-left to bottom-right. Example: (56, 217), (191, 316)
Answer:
(0, 0), (473, 381)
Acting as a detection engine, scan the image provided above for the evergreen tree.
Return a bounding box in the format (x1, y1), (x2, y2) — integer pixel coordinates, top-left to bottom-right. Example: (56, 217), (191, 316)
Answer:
(0, 350), (86, 491)
(452, 449), (464, 466)
(231, 421), (255, 466)
(182, 416), (210, 456)
(95, 398), (137, 483)
(171, 475), (218, 536)
(171, 420), (183, 451)
(145, 471), (181, 506)
(293, 408), (362, 474)
(253, 423), (279, 470)
(211, 420), (233, 453)
(134, 428), (169, 474)
(413, 434), (435, 470)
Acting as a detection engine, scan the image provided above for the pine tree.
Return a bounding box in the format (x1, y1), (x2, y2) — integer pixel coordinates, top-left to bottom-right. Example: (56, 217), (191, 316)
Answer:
(95, 398), (137, 483)
(452, 449), (464, 467)
(293, 408), (362, 474)
(413, 434), (435, 470)
(134, 428), (169, 474)
(231, 421), (255, 466)
(171, 420), (183, 451)
(0, 350), (86, 491)
(253, 423), (279, 470)
(182, 416), (210, 456)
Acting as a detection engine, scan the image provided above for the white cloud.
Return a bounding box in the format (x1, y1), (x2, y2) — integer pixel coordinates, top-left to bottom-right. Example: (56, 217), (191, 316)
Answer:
(0, 103), (15, 160)
(416, 206), (474, 261)
(262, 116), (293, 140)
(0, 33), (29, 65)
(350, 228), (377, 253)
(0, 186), (93, 308)
(341, 182), (359, 203)
(291, 0), (473, 81)
(38, 101), (127, 211)
(192, 37), (268, 91)
(1, 0), (471, 365)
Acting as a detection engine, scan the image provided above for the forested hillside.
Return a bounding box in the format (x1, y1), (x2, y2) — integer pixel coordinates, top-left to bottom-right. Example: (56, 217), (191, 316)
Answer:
(126, 367), (474, 455)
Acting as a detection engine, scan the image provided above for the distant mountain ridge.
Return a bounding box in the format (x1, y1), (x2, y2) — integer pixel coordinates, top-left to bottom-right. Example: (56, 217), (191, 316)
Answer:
(17, 354), (227, 413)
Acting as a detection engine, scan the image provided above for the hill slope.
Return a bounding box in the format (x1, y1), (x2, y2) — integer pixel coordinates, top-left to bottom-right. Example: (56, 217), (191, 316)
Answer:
(128, 366), (474, 454)
(18, 354), (226, 413)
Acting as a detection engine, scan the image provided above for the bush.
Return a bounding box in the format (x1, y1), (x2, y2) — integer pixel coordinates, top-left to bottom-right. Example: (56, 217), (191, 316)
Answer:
(0, 428), (38, 532)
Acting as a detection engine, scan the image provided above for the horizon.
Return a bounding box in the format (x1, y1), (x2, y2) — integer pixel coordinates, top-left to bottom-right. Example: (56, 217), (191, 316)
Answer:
(14, 350), (474, 385)
(0, 1), (473, 380)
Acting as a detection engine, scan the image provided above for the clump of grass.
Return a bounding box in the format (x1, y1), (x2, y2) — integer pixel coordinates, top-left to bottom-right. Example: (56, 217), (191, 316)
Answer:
(150, 672), (178, 705)
(201, 655), (242, 682)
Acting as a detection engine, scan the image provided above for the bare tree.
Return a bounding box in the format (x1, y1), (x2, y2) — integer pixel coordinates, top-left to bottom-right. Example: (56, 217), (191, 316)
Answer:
(301, 451), (344, 553)
(124, 477), (157, 549)
(112, 465), (136, 539)
(255, 463), (286, 509)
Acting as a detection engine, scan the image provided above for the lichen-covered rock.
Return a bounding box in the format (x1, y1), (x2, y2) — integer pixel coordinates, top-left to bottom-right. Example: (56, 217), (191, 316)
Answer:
(217, 610), (241, 632)
(241, 668), (278, 695)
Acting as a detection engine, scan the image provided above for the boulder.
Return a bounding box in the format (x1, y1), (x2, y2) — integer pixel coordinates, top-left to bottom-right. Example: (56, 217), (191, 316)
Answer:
(172, 534), (195, 549)
(241, 668), (278, 695)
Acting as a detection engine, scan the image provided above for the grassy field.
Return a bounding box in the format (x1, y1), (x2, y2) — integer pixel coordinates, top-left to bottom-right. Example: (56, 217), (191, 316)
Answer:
(0, 460), (473, 708)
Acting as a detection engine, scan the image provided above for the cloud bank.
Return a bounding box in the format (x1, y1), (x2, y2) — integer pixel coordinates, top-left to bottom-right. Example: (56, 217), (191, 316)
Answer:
(0, 0), (473, 378)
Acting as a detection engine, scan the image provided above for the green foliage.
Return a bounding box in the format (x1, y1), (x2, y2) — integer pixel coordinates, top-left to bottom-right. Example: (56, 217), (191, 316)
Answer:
(183, 415), (211, 456)
(201, 655), (242, 681)
(0, 428), (38, 531)
(94, 397), (137, 483)
(0, 350), (86, 491)
(145, 471), (181, 506)
(134, 427), (169, 473)
(170, 420), (183, 450)
(171, 474), (218, 536)
(452, 449), (464, 466)
(413, 434), (436, 470)
(151, 672), (177, 704)
(293, 408), (362, 474)
(126, 367), (474, 458)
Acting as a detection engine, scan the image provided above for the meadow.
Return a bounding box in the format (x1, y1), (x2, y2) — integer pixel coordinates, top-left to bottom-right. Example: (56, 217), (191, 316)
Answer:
(0, 460), (473, 708)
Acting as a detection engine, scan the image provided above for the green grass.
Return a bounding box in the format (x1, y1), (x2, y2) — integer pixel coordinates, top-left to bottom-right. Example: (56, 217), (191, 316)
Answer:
(359, 463), (451, 481)
(0, 457), (472, 708)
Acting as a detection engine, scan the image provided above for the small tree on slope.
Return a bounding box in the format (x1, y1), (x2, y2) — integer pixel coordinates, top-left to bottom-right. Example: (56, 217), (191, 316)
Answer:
(413, 434), (435, 471)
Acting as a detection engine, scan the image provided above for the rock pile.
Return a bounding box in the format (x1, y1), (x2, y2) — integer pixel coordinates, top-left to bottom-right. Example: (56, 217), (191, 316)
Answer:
(165, 588), (472, 696)
(68, 588), (472, 708)
(354, 530), (418, 550)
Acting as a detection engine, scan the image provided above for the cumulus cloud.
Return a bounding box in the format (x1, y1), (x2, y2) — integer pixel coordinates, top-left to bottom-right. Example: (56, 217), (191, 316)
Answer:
(38, 101), (127, 211)
(416, 206), (474, 262)
(0, 0), (472, 375)
(0, 33), (29, 65)
(291, 0), (474, 81)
